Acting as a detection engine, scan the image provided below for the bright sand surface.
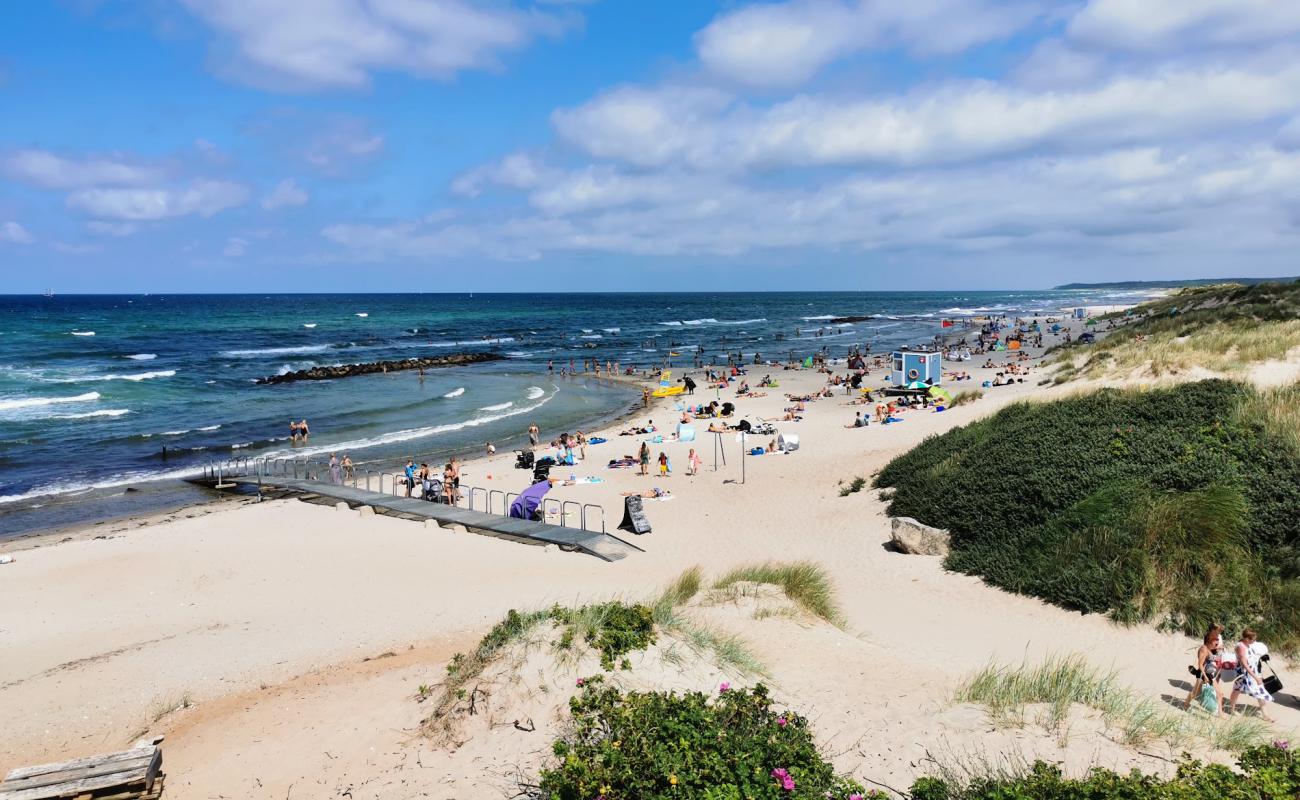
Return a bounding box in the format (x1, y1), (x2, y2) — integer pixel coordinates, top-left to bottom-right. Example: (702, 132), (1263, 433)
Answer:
(3, 304), (1296, 798)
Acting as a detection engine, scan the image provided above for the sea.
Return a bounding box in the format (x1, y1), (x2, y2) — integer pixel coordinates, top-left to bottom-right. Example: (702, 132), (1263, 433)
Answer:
(0, 290), (1154, 538)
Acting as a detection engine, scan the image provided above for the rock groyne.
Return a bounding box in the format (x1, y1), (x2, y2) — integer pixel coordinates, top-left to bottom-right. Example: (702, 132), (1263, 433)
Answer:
(255, 353), (505, 385)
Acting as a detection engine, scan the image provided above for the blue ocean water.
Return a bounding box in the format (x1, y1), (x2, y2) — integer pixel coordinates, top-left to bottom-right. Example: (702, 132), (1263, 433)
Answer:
(0, 290), (1150, 536)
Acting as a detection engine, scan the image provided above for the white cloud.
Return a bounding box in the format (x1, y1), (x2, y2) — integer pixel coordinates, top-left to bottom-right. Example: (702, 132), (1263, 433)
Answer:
(0, 221), (34, 244)
(324, 143), (1300, 266)
(182, 0), (575, 91)
(262, 178), (310, 209)
(67, 180), (250, 221)
(552, 65), (1300, 170)
(551, 86), (734, 168)
(3, 150), (164, 189)
(87, 221), (140, 237)
(303, 118), (385, 174)
(452, 153), (552, 196)
(1069, 0), (1300, 51)
(223, 236), (249, 257)
(695, 0), (1044, 88)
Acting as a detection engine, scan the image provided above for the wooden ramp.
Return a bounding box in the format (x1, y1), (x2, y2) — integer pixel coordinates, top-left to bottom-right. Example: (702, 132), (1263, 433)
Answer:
(1, 740), (163, 800)
(231, 477), (641, 562)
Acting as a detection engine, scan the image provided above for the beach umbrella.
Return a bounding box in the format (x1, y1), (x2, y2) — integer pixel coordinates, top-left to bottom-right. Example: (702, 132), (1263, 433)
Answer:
(1085, 319), (1098, 326)
(928, 386), (953, 403)
(906, 380), (928, 389)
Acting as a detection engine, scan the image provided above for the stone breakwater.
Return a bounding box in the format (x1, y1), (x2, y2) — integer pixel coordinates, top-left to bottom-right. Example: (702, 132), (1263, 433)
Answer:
(255, 353), (505, 385)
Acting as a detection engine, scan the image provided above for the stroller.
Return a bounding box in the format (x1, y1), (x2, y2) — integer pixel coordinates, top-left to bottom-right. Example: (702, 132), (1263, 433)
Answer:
(514, 449), (535, 470)
(749, 418), (777, 436)
(421, 478), (444, 503)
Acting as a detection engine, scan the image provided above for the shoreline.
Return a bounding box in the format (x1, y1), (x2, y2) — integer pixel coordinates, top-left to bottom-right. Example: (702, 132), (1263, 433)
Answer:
(16, 294), (1294, 796)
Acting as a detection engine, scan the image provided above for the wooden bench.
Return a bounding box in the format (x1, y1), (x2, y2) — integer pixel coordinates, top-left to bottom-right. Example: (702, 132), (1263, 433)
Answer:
(0, 739), (163, 800)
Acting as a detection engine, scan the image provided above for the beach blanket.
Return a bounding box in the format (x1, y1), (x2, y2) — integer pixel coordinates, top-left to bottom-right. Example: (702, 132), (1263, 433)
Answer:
(589, 436), (607, 444)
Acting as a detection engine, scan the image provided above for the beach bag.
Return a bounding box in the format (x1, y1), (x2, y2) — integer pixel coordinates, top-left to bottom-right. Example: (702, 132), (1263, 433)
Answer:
(1262, 660), (1284, 695)
(1197, 684), (1218, 713)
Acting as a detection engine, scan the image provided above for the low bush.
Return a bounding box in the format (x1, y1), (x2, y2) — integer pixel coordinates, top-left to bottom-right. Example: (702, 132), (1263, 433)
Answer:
(536, 678), (872, 800)
(909, 743), (1298, 800)
(873, 380), (1300, 647)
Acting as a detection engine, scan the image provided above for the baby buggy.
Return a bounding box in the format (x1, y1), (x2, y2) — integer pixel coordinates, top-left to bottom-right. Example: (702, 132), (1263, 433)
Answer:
(422, 478), (444, 503)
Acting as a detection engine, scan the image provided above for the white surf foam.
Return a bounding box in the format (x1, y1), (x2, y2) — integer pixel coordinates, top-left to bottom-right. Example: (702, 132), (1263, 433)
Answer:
(51, 370), (177, 383)
(53, 408), (130, 419)
(602, 327), (621, 333)
(427, 337), (516, 348)
(658, 321), (683, 326)
(443, 387), (465, 398)
(265, 392), (556, 460)
(480, 401), (514, 412)
(526, 386), (545, 400)
(0, 391), (100, 412)
(70, 330), (95, 336)
(801, 315), (836, 320)
(223, 345), (332, 357)
(197, 424), (222, 431)
(0, 465), (204, 505)
(355, 313), (368, 318)
(126, 353), (157, 360)
(580, 334), (603, 339)
(303, 323), (317, 328)
(716, 318), (766, 325)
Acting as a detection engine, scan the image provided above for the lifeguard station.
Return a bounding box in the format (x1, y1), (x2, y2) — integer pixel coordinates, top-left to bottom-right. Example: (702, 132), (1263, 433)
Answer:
(889, 349), (942, 389)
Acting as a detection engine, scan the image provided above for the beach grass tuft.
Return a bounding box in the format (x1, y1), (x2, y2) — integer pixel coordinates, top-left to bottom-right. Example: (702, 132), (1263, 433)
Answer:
(949, 389), (984, 406)
(838, 476), (867, 496)
(713, 561), (840, 625)
(955, 655), (1273, 752)
(1049, 280), (1300, 381)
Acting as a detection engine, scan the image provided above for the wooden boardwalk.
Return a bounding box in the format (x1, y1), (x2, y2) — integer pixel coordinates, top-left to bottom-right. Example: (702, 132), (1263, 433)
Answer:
(1, 740), (163, 800)
(230, 476), (641, 562)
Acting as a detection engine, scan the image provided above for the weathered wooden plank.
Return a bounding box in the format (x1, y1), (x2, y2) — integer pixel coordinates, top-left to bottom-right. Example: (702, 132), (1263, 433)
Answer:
(5, 749), (154, 782)
(0, 755), (154, 793)
(1, 750), (158, 800)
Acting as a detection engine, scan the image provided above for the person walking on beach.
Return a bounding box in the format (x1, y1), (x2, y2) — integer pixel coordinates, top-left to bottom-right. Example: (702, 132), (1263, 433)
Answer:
(450, 456), (462, 503)
(638, 442), (651, 476)
(687, 448), (702, 476)
(528, 422), (540, 448)
(643, 387), (651, 408)
(298, 419), (310, 441)
(329, 453), (342, 485)
(576, 431), (588, 461)
(1228, 628), (1275, 721)
(1183, 623), (1224, 715)
(341, 454), (354, 483)
(658, 451), (670, 477)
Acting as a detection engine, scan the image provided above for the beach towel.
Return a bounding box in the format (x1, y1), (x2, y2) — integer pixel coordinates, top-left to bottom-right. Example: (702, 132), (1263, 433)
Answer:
(589, 436), (607, 444)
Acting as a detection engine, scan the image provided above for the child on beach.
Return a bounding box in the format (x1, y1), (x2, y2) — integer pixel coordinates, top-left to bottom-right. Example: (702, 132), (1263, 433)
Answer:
(687, 448), (701, 476)
(658, 451), (670, 476)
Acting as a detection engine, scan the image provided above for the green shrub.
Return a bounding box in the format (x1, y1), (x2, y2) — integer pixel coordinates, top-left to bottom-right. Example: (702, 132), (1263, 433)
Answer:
(874, 380), (1300, 647)
(908, 743), (1298, 799)
(551, 601), (657, 671)
(536, 678), (873, 800)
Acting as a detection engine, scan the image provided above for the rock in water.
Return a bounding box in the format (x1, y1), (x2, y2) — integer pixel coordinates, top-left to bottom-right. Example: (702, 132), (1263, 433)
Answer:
(254, 353), (504, 385)
(890, 517), (951, 556)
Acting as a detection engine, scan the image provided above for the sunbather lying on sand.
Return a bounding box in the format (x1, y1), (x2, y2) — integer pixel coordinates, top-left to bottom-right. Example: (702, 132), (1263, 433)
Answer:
(621, 487), (672, 499)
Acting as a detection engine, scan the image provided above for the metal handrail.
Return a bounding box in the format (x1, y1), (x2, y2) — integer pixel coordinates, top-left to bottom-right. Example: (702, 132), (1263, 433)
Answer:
(582, 503), (606, 533)
(561, 500), (582, 529)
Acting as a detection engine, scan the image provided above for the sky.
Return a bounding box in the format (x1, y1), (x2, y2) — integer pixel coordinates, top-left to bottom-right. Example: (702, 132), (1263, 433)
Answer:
(2, 0), (1300, 293)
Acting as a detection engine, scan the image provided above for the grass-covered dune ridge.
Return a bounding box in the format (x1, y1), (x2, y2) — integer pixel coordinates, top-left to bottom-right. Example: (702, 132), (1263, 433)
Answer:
(1051, 279), (1300, 381)
(874, 379), (1300, 648)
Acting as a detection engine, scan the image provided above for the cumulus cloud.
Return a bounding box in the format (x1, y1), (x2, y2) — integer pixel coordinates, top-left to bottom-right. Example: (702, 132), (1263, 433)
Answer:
(262, 178), (310, 209)
(1069, 0), (1300, 51)
(0, 221), (34, 244)
(695, 0), (1044, 88)
(67, 180), (250, 221)
(182, 0), (576, 91)
(552, 65), (1300, 169)
(3, 150), (164, 189)
(452, 153), (552, 196)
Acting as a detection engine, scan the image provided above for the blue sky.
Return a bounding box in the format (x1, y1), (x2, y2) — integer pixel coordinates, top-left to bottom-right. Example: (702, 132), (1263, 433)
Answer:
(2, 0), (1300, 292)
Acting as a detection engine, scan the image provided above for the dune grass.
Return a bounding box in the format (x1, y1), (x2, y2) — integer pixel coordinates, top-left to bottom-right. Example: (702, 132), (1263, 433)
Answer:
(1051, 280), (1300, 381)
(950, 389), (984, 406)
(955, 655), (1273, 752)
(712, 561), (841, 625)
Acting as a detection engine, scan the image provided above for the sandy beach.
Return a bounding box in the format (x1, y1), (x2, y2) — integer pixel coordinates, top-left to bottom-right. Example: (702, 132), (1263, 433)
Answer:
(3, 303), (1295, 798)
